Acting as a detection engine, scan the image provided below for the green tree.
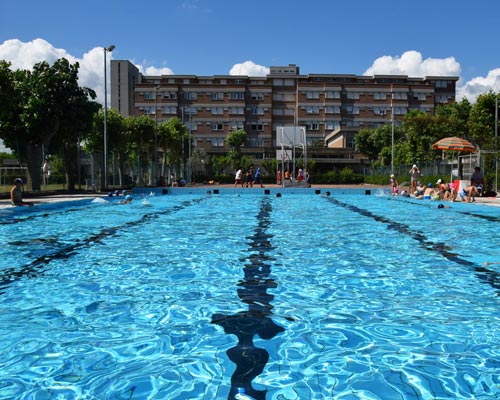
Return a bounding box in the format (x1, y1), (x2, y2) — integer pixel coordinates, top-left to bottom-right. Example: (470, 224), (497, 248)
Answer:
(226, 129), (247, 169)
(468, 91), (499, 150)
(157, 117), (187, 180)
(0, 58), (98, 190)
(87, 109), (128, 187)
(124, 115), (155, 186)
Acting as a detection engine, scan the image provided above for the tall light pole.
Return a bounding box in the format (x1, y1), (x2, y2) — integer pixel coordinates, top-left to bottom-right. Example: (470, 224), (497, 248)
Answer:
(188, 106), (192, 183)
(102, 44), (115, 191)
(391, 104), (395, 175)
(390, 85), (395, 175)
(154, 85), (160, 185)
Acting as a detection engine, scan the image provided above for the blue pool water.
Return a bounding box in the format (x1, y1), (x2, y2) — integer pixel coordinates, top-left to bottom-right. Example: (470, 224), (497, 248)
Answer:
(1, 189), (500, 399)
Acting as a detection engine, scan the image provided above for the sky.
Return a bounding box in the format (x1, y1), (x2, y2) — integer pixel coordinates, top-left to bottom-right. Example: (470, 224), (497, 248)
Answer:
(1, 0), (500, 107)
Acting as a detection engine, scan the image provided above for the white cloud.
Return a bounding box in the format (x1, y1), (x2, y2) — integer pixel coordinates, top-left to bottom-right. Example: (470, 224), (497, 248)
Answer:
(0, 38), (175, 105)
(229, 61), (269, 76)
(0, 38), (76, 70)
(363, 50), (461, 78)
(139, 65), (175, 76)
(1, 41), (498, 105)
(456, 68), (500, 103)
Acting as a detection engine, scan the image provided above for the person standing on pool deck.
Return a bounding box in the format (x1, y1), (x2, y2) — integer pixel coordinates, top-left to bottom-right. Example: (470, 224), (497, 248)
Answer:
(253, 166), (264, 188)
(409, 164), (420, 194)
(234, 168), (243, 187)
(470, 166), (485, 195)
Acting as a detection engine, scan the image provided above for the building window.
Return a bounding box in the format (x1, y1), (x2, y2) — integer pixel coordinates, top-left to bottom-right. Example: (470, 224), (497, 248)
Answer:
(346, 91), (360, 100)
(325, 91), (341, 99)
(325, 106), (341, 114)
(211, 138), (224, 147)
(248, 138), (264, 147)
(184, 106), (197, 115)
(345, 106), (359, 115)
(251, 92), (264, 100)
(325, 121), (341, 130)
(142, 106), (155, 114)
(251, 123), (264, 131)
(230, 121), (244, 130)
(436, 95), (448, 103)
(230, 92), (245, 100)
(211, 122), (224, 131)
(211, 92), (223, 100)
(143, 92), (154, 100)
(183, 92), (197, 100)
(373, 107), (386, 115)
(162, 106), (177, 114)
(413, 93), (427, 101)
(392, 92), (407, 100)
(304, 122), (319, 130)
(373, 92), (387, 100)
(186, 121), (197, 131)
(393, 107), (407, 115)
(305, 91), (320, 99)
(162, 91), (177, 99)
(251, 107), (264, 115)
(230, 107), (244, 115)
(305, 106), (320, 114)
(211, 107), (224, 115)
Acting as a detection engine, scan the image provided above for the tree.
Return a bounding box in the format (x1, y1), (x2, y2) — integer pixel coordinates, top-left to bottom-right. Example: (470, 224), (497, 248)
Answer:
(468, 91), (499, 150)
(124, 115), (155, 186)
(226, 129), (247, 169)
(0, 58), (98, 190)
(87, 109), (127, 187)
(157, 117), (187, 180)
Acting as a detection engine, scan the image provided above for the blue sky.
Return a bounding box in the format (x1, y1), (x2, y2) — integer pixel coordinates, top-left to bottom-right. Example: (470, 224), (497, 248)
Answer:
(1, 0), (500, 105)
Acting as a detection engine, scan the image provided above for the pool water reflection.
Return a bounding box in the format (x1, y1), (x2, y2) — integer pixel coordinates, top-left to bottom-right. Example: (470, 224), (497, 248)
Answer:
(1, 191), (500, 399)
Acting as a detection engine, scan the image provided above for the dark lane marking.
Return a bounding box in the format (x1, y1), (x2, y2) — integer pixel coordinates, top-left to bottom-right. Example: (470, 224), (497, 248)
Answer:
(212, 197), (284, 400)
(390, 196), (500, 222)
(0, 202), (96, 225)
(0, 198), (206, 294)
(325, 196), (500, 293)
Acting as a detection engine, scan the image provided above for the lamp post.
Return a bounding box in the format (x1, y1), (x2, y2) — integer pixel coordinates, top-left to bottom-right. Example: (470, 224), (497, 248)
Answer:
(390, 86), (395, 175)
(154, 85), (160, 185)
(102, 44), (115, 191)
(188, 106), (192, 183)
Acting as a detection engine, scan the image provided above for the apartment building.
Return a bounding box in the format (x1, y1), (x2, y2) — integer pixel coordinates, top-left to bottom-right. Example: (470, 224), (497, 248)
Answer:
(110, 60), (458, 172)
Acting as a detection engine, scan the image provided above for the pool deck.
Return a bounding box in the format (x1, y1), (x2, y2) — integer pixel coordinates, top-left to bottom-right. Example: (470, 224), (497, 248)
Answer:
(1, 184), (499, 209)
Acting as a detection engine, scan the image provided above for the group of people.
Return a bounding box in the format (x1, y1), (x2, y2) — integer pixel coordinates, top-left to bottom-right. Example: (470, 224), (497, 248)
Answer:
(234, 166), (311, 188)
(234, 166), (264, 188)
(277, 168), (311, 186)
(390, 165), (486, 203)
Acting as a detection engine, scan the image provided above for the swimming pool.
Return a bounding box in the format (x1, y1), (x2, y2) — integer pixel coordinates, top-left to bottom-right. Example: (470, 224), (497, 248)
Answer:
(1, 190), (500, 399)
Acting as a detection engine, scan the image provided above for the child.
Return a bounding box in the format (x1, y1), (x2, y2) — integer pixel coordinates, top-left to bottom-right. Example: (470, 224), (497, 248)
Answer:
(390, 174), (399, 196)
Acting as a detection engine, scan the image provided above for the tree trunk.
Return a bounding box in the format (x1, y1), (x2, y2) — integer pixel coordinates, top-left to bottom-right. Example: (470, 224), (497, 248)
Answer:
(63, 142), (77, 192)
(26, 143), (43, 191)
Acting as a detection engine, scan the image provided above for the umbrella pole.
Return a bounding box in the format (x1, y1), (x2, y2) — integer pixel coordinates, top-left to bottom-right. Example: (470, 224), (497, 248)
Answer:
(450, 151), (454, 183)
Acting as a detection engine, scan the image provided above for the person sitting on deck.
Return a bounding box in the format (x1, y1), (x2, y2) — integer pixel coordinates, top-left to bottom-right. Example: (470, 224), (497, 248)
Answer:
(470, 166), (485, 196)
(460, 185), (480, 203)
(10, 178), (33, 207)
